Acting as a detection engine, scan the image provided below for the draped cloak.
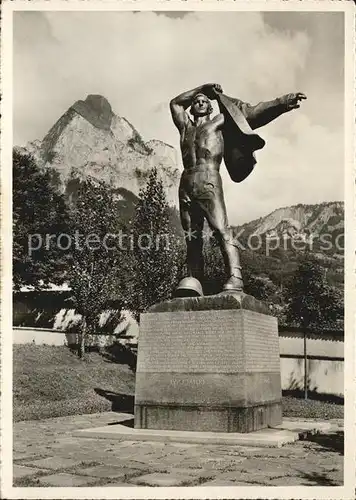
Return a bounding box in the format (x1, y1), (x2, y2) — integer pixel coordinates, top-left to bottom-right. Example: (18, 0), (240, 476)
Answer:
(216, 93), (290, 183)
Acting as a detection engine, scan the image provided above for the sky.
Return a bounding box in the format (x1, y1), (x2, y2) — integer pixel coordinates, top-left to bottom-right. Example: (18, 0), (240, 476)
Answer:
(13, 10), (345, 224)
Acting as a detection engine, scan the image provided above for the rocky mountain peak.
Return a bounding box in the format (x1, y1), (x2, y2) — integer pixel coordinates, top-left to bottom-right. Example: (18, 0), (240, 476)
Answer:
(19, 94), (180, 206)
(72, 94), (114, 131)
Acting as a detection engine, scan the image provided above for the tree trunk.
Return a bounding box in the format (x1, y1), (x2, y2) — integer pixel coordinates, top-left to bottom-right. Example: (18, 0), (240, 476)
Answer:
(78, 317), (87, 359)
(304, 329), (308, 400)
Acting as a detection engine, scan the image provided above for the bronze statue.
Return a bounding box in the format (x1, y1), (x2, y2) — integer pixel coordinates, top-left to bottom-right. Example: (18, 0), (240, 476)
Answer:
(170, 83), (306, 295)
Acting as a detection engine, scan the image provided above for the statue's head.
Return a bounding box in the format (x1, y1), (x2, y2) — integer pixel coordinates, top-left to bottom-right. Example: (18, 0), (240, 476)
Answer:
(190, 93), (213, 118)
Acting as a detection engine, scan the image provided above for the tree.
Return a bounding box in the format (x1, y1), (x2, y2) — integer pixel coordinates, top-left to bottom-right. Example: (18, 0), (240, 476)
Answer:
(284, 254), (343, 331)
(284, 253), (343, 398)
(129, 168), (182, 319)
(244, 274), (278, 303)
(67, 178), (130, 358)
(13, 149), (71, 290)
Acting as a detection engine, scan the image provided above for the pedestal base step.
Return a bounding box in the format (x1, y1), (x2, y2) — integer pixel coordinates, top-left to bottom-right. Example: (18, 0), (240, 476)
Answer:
(134, 402), (282, 433)
(73, 418), (300, 448)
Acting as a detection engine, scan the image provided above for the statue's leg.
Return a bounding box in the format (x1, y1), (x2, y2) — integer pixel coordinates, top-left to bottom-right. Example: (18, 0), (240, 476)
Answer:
(179, 195), (204, 282)
(197, 175), (243, 291)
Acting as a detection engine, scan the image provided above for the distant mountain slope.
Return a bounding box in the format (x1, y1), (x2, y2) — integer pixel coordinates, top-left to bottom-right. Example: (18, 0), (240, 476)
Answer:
(236, 202), (344, 242)
(232, 201), (344, 290)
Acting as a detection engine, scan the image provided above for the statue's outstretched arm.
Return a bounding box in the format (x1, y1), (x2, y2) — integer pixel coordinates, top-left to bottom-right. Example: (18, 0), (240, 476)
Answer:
(223, 93), (307, 130)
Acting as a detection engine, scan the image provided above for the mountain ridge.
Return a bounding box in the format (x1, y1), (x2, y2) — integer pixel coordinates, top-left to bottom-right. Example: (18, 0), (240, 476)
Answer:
(231, 200), (344, 292)
(235, 201), (344, 243)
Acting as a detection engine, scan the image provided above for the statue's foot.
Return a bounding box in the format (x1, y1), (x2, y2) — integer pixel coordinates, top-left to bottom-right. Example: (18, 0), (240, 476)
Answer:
(222, 275), (244, 292)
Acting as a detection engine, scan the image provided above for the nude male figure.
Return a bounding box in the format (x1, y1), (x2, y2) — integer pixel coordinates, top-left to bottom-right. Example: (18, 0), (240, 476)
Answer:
(170, 83), (306, 293)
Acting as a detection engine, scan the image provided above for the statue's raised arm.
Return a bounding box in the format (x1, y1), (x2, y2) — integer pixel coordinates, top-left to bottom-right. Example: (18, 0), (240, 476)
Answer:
(170, 83), (223, 132)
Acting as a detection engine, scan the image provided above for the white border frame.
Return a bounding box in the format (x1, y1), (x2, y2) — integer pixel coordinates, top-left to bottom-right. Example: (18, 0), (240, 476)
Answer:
(1, 1), (355, 499)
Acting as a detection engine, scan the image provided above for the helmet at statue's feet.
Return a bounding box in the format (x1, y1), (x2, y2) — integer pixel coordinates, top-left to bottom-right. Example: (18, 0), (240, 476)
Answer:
(174, 277), (203, 298)
(222, 275), (244, 292)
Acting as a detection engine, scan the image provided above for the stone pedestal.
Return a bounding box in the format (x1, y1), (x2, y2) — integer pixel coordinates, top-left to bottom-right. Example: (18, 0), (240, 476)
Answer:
(134, 293), (282, 433)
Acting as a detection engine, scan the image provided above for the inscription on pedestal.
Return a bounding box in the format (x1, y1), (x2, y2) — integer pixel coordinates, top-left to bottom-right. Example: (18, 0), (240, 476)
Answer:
(138, 310), (245, 373)
(137, 309), (279, 374)
(243, 311), (280, 372)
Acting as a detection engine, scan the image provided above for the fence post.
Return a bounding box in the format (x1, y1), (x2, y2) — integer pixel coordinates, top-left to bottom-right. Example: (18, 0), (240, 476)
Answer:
(304, 329), (308, 400)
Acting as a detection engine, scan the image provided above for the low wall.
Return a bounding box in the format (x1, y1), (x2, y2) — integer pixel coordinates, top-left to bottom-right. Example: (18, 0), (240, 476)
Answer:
(278, 329), (344, 398)
(13, 291), (139, 344)
(13, 327), (133, 348)
(13, 328), (73, 346)
(280, 358), (343, 398)
(13, 326), (344, 398)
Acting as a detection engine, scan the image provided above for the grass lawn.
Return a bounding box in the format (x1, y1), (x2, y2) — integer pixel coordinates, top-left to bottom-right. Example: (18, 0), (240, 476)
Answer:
(13, 345), (344, 422)
(282, 396), (343, 420)
(13, 344), (135, 422)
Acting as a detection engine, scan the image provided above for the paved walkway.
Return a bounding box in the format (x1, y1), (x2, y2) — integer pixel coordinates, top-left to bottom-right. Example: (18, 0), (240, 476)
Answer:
(13, 412), (344, 487)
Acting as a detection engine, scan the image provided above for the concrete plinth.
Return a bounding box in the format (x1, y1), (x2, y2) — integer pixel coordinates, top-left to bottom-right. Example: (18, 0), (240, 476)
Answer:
(134, 292), (282, 433)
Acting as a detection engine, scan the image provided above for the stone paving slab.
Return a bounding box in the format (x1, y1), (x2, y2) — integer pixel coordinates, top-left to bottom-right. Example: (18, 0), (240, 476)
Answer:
(13, 465), (48, 479)
(201, 478), (255, 486)
(218, 466), (292, 482)
(22, 456), (85, 470)
(166, 467), (216, 479)
(14, 452), (51, 462)
(277, 420), (332, 434)
(267, 475), (318, 486)
(100, 482), (138, 487)
(75, 465), (145, 479)
(129, 471), (206, 487)
(181, 456), (247, 471)
(37, 473), (99, 487)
